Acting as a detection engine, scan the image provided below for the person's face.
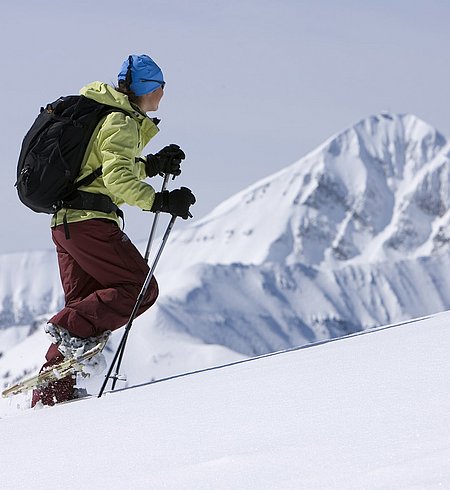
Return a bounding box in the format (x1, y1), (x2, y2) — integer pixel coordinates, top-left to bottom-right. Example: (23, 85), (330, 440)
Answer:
(140, 86), (164, 112)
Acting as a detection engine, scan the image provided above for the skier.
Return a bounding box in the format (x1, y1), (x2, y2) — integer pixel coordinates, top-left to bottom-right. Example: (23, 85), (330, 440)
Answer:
(32, 54), (196, 407)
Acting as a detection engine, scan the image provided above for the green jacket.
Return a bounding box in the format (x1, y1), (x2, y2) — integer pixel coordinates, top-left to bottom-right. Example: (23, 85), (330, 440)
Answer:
(51, 81), (160, 227)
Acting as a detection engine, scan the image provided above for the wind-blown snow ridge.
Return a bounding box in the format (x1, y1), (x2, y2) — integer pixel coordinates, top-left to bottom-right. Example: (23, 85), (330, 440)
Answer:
(116, 310), (438, 394)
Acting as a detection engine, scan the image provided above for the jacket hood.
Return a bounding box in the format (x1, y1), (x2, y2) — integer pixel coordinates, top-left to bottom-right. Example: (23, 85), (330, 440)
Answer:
(79, 82), (145, 120)
(79, 81), (160, 142)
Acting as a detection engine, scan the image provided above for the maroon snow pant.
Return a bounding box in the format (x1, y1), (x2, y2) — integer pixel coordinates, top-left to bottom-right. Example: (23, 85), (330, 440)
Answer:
(32, 219), (159, 407)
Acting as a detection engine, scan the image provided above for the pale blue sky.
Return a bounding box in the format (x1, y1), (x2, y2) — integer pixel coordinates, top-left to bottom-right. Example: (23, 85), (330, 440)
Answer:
(1, 0), (449, 253)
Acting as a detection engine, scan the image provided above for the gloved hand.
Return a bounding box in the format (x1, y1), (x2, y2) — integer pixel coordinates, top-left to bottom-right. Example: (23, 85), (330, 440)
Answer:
(145, 144), (185, 177)
(151, 187), (196, 219)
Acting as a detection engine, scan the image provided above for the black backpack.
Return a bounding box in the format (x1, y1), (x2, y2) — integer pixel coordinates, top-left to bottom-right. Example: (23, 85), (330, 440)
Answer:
(16, 95), (124, 215)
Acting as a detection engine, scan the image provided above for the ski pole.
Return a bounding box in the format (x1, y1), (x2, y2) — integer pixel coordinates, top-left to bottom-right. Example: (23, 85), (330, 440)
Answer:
(144, 173), (171, 262)
(105, 173), (170, 388)
(98, 214), (177, 397)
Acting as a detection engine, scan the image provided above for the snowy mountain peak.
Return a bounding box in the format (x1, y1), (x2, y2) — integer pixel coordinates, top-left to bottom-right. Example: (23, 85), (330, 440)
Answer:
(322, 113), (446, 184)
(162, 113), (450, 271)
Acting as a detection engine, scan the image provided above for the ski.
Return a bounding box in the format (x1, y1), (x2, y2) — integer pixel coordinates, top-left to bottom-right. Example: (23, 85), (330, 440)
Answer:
(2, 337), (108, 398)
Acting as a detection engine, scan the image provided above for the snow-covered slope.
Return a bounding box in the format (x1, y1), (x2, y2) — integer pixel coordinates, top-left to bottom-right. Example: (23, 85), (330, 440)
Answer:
(1, 312), (450, 489)
(154, 253), (450, 356)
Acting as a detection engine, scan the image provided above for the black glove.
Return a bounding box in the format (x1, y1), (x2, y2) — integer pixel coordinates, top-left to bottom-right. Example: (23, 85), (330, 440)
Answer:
(151, 187), (196, 219)
(145, 144), (185, 177)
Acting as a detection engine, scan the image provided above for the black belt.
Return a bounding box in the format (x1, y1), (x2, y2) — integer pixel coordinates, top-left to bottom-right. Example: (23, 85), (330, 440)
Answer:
(56, 191), (124, 239)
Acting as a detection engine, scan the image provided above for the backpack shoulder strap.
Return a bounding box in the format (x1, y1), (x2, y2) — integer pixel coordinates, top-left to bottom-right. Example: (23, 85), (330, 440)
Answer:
(70, 103), (129, 190)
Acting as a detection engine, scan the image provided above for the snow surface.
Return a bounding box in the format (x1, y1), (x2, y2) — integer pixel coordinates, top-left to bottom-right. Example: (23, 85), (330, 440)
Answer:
(1, 311), (450, 489)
